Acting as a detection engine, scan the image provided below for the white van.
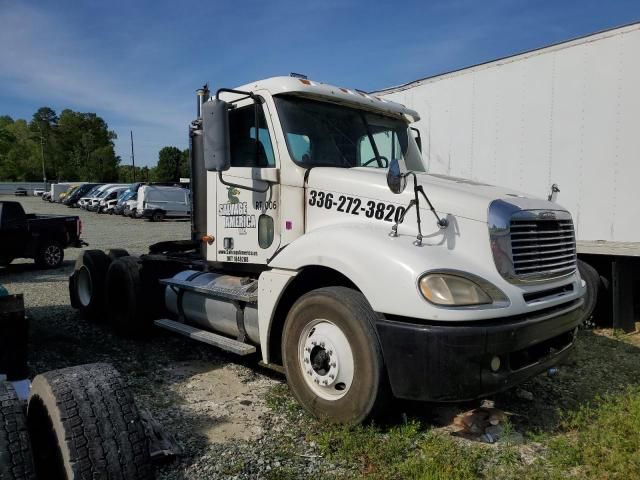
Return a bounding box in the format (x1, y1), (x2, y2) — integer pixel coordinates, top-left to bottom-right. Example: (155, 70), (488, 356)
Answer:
(137, 186), (190, 221)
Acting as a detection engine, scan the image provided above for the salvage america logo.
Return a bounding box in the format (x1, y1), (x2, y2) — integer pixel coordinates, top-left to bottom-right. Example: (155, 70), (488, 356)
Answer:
(218, 187), (256, 234)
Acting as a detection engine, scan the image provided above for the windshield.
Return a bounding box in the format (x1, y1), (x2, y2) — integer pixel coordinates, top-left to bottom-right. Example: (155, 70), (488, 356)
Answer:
(274, 95), (425, 172)
(118, 190), (134, 203)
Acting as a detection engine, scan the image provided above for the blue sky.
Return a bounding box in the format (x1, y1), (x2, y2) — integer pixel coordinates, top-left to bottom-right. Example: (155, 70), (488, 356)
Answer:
(1, 0), (638, 167)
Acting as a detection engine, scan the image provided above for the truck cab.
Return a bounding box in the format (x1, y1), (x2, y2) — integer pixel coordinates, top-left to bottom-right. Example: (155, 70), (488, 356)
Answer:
(70, 76), (586, 424)
(191, 76), (585, 419)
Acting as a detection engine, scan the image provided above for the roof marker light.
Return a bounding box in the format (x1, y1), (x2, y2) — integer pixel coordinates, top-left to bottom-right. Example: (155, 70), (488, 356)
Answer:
(299, 79), (312, 85)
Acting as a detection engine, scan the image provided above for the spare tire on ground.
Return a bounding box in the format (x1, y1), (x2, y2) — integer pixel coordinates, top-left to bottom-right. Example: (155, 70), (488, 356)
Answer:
(0, 381), (35, 480)
(27, 363), (152, 480)
(69, 250), (110, 321)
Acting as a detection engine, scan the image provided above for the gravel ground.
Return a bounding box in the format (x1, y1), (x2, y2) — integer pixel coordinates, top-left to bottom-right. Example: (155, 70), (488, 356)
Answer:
(3, 196), (633, 479)
(0, 196), (328, 479)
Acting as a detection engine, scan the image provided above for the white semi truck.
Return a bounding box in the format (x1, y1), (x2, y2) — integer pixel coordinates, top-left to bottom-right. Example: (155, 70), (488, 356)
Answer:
(69, 76), (586, 424)
(374, 22), (640, 332)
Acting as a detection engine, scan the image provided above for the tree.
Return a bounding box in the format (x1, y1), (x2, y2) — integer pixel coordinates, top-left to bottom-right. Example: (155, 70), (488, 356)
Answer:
(1, 106), (125, 183)
(154, 146), (183, 182)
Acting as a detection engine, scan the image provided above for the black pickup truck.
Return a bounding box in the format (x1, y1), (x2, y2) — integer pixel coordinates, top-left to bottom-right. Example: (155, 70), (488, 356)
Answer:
(0, 201), (85, 268)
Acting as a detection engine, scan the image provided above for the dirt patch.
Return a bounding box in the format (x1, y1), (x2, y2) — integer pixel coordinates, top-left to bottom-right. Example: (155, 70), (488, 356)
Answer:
(162, 361), (273, 443)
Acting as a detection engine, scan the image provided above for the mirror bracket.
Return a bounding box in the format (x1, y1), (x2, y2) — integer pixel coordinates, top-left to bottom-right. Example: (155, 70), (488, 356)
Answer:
(389, 172), (449, 244)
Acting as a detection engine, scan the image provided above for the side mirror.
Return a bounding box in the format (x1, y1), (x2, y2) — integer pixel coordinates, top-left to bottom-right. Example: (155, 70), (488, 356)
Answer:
(202, 99), (231, 172)
(387, 158), (407, 194)
(410, 127), (422, 152)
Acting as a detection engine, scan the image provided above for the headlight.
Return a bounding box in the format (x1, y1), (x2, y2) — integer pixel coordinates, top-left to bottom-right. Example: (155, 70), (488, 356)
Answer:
(419, 274), (492, 306)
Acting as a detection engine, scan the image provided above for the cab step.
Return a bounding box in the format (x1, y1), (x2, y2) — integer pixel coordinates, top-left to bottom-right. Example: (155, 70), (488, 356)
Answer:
(154, 319), (256, 356)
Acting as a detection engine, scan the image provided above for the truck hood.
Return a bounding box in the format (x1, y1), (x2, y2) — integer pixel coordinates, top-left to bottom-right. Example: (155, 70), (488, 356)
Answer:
(306, 167), (565, 222)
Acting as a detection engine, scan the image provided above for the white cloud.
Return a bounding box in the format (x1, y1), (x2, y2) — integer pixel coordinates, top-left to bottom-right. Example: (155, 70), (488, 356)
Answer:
(0, 2), (191, 165)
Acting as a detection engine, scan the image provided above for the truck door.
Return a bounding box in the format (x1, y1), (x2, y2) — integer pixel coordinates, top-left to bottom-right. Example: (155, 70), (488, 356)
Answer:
(215, 99), (280, 265)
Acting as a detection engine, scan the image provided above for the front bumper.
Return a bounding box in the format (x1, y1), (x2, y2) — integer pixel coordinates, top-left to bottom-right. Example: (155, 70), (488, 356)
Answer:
(376, 298), (583, 402)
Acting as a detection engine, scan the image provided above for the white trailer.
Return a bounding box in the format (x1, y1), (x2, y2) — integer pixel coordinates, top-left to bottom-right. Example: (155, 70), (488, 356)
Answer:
(49, 183), (73, 202)
(375, 22), (640, 330)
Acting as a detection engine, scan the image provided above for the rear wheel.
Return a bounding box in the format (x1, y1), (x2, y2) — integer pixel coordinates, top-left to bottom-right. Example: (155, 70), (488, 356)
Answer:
(27, 363), (152, 480)
(151, 211), (164, 222)
(69, 250), (110, 321)
(35, 240), (64, 269)
(282, 287), (388, 424)
(0, 382), (35, 480)
(105, 256), (147, 337)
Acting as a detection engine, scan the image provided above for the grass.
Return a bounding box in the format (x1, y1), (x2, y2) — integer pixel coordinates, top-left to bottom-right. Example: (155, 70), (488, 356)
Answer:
(266, 327), (640, 479)
(540, 386), (640, 479)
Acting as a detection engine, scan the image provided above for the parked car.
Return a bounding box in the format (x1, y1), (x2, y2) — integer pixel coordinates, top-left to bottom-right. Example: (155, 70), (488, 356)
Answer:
(14, 188), (27, 197)
(78, 184), (112, 209)
(0, 201), (86, 268)
(137, 185), (191, 221)
(33, 189), (45, 197)
(63, 183), (101, 207)
(123, 195), (138, 217)
(84, 184), (128, 211)
(97, 187), (128, 213)
(89, 185), (128, 212)
(113, 190), (134, 215)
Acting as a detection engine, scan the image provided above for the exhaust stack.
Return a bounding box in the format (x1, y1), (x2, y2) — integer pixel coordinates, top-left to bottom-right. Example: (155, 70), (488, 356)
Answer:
(190, 85), (210, 255)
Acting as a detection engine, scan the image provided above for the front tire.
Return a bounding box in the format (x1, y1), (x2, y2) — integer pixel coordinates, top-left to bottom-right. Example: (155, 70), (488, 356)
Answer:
(578, 259), (599, 324)
(282, 287), (388, 424)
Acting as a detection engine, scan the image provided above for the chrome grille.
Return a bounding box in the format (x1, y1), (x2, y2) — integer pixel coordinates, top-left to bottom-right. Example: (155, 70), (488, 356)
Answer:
(510, 218), (577, 278)
(488, 200), (577, 284)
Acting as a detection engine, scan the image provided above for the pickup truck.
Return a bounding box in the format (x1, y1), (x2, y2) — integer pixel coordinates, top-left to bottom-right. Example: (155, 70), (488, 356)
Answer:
(0, 201), (85, 268)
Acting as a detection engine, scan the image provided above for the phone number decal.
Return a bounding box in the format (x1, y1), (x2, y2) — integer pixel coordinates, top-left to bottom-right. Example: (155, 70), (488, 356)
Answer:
(308, 190), (406, 223)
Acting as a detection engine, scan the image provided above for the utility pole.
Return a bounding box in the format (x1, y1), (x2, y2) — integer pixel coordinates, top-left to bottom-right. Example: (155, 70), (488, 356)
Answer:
(130, 130), (136, 182)
(36, 124), (46, 188)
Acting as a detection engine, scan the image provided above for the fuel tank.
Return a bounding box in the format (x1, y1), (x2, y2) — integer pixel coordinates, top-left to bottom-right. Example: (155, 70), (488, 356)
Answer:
(164, 270), (260, 344)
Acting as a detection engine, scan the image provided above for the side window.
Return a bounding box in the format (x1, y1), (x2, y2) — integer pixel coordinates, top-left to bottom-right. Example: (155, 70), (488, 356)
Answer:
(358, 130), (397, 168)
(286, 133), (311, 162)
(229, 104), (276, 168)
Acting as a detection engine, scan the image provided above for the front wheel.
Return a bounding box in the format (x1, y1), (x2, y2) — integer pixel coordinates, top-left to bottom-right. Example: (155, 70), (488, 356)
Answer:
(282, 287), (388, 424)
